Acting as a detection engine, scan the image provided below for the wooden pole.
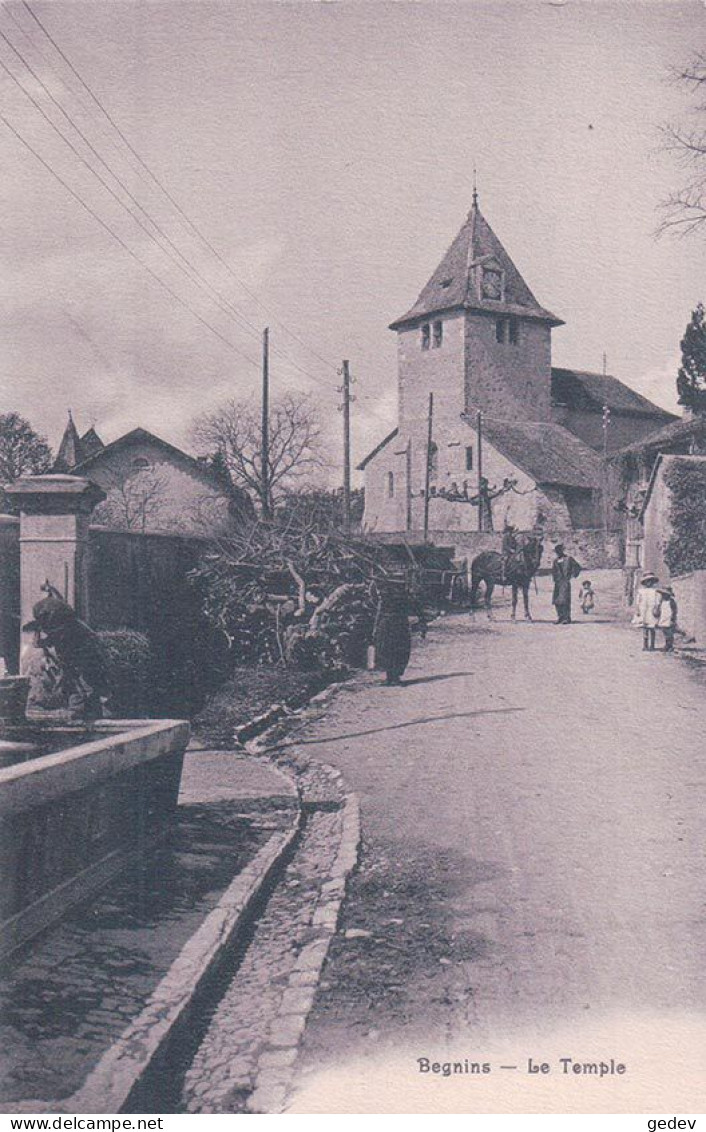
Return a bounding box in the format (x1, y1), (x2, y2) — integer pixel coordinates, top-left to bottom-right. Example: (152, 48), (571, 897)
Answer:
(406, 438), (412, 531)
(423, 392), (434, 543)
(476, 409), (483, 532)
(261, 327), (270, 519)
(342, 360), (351, 533)
(602, 403), (610, 533)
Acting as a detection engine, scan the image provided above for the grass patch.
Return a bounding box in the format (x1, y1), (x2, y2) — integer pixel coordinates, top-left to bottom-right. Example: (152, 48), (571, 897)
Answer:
(192, 666), (334, 748)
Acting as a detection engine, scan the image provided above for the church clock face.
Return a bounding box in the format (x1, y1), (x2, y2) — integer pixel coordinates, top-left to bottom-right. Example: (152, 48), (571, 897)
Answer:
(482, 268), (503, 300)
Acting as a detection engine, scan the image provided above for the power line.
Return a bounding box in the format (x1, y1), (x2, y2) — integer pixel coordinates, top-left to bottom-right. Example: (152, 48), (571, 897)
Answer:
(21, 0), (341, 376)
(0, 111), (262, 369)
(0, 23), (332, 388)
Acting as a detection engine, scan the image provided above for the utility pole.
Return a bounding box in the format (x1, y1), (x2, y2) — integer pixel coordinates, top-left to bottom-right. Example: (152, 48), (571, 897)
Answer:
(602, 402), (611, 533)
(261, 327), (270, 519)
(476, 409), (483, 532)
(341, 360), (352, 533)
(423, 392), (434, 543)
(406, 438), (413, 531)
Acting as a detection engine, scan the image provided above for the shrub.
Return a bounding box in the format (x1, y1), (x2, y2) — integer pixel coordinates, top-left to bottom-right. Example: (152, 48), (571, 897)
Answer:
(98, 629), (153, 717)
(664, 458), (706, 575)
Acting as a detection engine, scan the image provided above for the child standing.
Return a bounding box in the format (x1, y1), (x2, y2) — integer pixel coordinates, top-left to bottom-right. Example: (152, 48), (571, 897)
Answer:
(633, 571), (660, 651)
(656, 586), (678, 652)
(580, 579), (595, 615)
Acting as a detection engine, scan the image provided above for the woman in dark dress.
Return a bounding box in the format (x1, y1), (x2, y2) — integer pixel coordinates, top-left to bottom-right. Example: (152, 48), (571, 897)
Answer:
(372, 577), (412, 686)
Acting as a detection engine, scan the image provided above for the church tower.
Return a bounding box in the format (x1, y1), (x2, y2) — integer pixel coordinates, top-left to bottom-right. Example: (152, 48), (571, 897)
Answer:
(389, 193), (563, 444)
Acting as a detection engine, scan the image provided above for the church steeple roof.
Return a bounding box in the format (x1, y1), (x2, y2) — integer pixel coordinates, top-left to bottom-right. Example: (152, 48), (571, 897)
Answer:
(390, 197), (564, 330)
(53, 411), (86, 472)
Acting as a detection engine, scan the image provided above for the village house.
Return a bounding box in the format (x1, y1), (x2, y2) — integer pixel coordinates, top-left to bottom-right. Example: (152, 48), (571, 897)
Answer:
(360, 193), (675, 537)
(53, 413), (252, 535)
(609, 412), (706, 579)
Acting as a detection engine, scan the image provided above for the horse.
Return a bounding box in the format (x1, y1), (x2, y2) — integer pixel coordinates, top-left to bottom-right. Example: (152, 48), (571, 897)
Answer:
(469, 534), (544, 620)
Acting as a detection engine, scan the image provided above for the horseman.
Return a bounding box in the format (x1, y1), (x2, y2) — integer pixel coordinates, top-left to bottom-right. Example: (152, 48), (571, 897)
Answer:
(501, 522), (521, 583)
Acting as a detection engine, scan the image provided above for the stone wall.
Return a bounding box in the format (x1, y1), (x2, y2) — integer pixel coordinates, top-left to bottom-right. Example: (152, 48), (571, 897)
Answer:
(465, 311), (553, 423)
(670, 571), (706, 645)
(367, 527), (622, 571)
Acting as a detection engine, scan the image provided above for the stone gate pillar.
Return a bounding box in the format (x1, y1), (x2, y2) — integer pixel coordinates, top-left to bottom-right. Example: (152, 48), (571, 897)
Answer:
(5, 475), (105, 661)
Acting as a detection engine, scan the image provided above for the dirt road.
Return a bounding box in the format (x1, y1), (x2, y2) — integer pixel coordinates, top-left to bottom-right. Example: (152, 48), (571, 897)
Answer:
(291, 572), (706, 1112)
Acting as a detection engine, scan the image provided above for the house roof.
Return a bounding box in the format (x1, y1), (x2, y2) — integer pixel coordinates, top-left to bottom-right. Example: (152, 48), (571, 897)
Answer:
(614, 413), (706, 459)
(80, 426), (104, 458)
(551, 367), (676, 419)
(390, 198), (563, 330)
(357, 428), (399, 470)
(72, 427), (215, 479)
(472, 416), (604, 489)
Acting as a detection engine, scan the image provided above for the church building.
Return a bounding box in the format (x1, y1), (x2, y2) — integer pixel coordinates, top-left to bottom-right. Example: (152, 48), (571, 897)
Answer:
(360, 194), (675, 535)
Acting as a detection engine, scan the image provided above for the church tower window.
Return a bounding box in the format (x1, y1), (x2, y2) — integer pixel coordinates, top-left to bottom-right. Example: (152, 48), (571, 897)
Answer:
(387, 471), (395, 497)
(421, 323), (430, 350)
(465, 445), (474, 471)
(433, 320), (443, 348)
(508, 317), (519, 344)
(496, 318), (506, 343)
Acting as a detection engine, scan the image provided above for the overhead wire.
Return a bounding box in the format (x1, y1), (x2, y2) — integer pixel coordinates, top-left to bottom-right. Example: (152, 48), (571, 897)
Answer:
(0, 17), (334, 390)
(3, 2), (397, 445)
(0, 111), (261, 368)
(20, 0), (342, 377)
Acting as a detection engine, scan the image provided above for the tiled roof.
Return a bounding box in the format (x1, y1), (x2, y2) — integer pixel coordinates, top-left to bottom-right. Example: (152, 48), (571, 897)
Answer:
(357, 428), (399, 470)
(474, 416), (603, 489)
(80, 427), (104, 458)
(614, 413), (706, 458)
(551, 368), (676, 419)
(390, 201), (562, 329)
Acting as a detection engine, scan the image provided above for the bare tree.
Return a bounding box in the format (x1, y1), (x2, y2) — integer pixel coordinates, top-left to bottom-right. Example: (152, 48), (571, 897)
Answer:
(93, 466), (169, 532)
(192, 392), (327, 516)
(660, 54), (706, 237)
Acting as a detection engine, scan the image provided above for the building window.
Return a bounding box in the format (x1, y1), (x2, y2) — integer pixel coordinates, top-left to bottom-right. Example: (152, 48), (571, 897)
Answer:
(421, 323), (430, 350)
(387, 471), (395, 498)
(465, 445), (473, 471)
(509, 317), (519, 344)
(496, 318), (506, 343)
(132, 456), (151, 470)
(433, 320), (443, 348)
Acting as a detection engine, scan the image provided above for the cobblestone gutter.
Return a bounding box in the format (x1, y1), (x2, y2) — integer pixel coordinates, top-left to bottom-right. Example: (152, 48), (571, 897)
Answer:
(182, 687), (362, 1115)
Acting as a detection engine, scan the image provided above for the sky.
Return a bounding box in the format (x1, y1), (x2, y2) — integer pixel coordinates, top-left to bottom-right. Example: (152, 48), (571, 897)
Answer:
(1, 0), (705, 485)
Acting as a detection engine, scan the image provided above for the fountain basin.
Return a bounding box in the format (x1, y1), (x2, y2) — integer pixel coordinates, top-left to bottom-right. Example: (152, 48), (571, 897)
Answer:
(0, 718), (189, 960)
(0, 676), (30, 727)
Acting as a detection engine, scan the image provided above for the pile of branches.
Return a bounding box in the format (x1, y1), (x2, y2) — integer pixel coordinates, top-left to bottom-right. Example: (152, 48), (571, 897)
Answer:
(190, 517), (413, 672)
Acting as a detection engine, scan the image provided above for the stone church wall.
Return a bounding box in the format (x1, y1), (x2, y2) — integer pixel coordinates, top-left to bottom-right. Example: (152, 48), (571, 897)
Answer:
(464, 312), (552, 422)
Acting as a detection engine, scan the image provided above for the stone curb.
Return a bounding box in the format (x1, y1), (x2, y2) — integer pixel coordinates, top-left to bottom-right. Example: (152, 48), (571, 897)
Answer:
(7, 810), (302, 1115)
(246, 790), (361, 1115)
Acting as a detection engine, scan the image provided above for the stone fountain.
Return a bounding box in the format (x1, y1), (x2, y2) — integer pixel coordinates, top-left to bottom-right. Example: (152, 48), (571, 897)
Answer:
(0, 475), (189, 961)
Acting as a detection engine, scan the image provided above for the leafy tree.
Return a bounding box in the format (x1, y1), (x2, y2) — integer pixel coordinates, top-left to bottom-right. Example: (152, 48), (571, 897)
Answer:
(192, 393), (327, 517)
(0, 412), (52, 510)
(676, 303), (706, 414)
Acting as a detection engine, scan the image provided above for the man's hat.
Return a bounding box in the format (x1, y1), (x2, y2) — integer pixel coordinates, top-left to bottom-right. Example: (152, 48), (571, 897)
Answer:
(641, 571), (658, 584)
(554, 544), (565, 555)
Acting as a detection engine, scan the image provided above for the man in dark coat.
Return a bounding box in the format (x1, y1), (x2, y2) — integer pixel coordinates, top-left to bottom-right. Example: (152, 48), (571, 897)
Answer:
(372, 577), (411, 686)
(552, 544), (581, 624)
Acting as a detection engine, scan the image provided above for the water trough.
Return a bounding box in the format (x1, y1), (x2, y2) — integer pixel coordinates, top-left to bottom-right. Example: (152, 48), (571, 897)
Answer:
(0, 687), (189, 960)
